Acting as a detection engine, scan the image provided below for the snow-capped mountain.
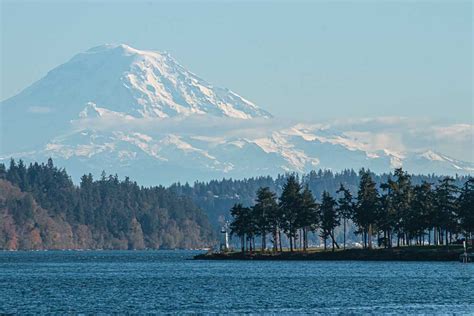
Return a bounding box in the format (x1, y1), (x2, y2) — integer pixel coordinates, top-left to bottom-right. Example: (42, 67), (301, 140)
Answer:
(1, 44), (270, 154)
(7, 44), (270, 119)
(1, 44), (472, 184)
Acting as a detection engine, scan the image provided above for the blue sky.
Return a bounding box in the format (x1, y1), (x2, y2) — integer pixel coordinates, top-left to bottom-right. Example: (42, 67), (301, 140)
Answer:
(1, 0), (472, 122)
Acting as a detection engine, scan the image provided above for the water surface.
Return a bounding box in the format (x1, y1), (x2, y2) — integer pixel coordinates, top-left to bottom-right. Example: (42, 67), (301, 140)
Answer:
(0, 250), (472, 314)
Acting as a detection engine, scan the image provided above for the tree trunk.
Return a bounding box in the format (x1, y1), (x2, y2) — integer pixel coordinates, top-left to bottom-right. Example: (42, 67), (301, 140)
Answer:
(445, 229), (449, 251)
(368, 225), (373, 249)
(261, 231), (266, 252)
(241, 235), (245, 254)
(289, 234), (293, 252)
(272, 229), (278, 252)
(279, 230), (283, 253)
(343, 218), (346, 250)
(305, 228), (309, 250)
(303, 227), (307, 253)
(330, 230), (340, 250)
(364, 230), (367, 249)
(332, 229), (335, 252)
(299, 229), (303, 250)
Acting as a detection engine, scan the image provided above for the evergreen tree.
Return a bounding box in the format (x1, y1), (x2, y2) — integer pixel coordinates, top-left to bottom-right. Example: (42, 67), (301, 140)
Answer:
(457, 178), (474, 241)
(6, 159), (20, 185)
(409, 182), (434, 245)
(354, 169), (379, 249)
(336, 184), (353, 249)
(390, 168), (413, 246)
(379, 177), (397, 248)
(319, 191), (339, 251)
(252, 187), (278, 251)
(279, 176), (302, 252)
(0, 163), (6, 179)
(229, 203), (253, 253)
(298, 185), (319, 252)
(434, 177), (459, 247)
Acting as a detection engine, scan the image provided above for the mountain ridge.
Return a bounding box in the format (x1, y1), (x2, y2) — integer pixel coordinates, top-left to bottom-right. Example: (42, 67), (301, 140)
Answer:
(1, 44), (472, 184)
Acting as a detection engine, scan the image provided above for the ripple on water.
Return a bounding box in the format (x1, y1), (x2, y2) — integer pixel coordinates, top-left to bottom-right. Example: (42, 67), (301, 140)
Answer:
(0, 251), (473, 314)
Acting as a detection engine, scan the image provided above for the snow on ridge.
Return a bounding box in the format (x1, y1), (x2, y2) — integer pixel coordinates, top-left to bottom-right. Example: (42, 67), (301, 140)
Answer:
(421, 150), (445, 162)
(3, 44), (473, 179)
(74, 44), (272, 120)
(78, 102), (136, 120)
(284, 125), (367, 152)
(44, 142), (115, 159)
(251, 132), (319, 172)
(6, 43), (271, 122)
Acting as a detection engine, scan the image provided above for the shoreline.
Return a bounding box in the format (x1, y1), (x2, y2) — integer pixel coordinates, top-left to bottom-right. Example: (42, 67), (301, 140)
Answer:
(0, 248), (210, 252)
(194, 247), (470, 262)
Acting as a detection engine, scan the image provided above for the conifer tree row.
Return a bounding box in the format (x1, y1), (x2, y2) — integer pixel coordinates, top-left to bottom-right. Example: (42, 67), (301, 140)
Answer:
(229, 169), (473, 253)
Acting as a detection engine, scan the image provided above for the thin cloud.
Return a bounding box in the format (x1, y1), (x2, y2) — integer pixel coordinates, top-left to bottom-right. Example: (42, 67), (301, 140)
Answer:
(69, 113), (474, 163)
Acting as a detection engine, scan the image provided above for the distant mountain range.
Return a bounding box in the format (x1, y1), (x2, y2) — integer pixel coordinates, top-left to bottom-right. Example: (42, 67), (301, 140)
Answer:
(1, 44), (472, 184)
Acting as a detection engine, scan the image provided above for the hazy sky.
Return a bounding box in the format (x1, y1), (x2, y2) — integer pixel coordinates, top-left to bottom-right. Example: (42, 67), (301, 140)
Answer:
(1, 0), (472, 122)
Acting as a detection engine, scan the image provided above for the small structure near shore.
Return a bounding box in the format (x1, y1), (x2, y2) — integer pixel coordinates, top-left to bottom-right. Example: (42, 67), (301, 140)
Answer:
(219, 221), (230, 252)
(460, 240), (473, 263)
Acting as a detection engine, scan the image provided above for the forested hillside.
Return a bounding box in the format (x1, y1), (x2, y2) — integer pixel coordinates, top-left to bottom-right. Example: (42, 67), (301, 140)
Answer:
(1, 158), (470, 250)
(0, 159), (214, 250)
(169, 169), (468, 228)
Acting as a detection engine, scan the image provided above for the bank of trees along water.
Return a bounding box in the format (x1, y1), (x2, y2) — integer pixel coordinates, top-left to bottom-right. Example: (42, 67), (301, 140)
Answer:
(229, 168), (474, 253)
(1, 159), (214, 249)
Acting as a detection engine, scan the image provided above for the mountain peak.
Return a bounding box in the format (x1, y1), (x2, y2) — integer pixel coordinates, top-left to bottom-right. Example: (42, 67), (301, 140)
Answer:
(85, 43), (170, 58)
(4, 44), (271, 121)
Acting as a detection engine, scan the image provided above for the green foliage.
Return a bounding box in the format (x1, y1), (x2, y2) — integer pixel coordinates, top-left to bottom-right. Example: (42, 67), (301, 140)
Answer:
(409, 182), (435, 238)
(8, 194), (35, 226)
(319, 191), (339, 250)
(279, 176), (303, 251)
(229, 203), (253, 253)
(435, 177), (459, 228)
(2, 159), (214, 249)
(336, 184), (353, 220)
(171, 168), (467, 231)
(458, 178), (474, 235)
(227, 169), (473, 252)
(298, 186), (319, 231)
(354, 170), (379, 248)
(252, 187), (278, 250)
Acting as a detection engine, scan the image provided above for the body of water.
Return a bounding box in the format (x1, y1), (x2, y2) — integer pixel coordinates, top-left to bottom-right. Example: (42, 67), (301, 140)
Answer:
(0, 250), (472, 314)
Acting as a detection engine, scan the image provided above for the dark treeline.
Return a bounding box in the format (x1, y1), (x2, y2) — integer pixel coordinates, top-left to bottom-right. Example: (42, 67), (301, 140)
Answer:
(169, 169), (468, 229)
(228, 168), (473, 253)
(0, 159), (213, 249)
(2, 158), (472, 251)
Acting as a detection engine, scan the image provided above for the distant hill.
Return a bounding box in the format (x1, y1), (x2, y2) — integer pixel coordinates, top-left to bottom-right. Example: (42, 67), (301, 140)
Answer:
(0, 159), (214, 250)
